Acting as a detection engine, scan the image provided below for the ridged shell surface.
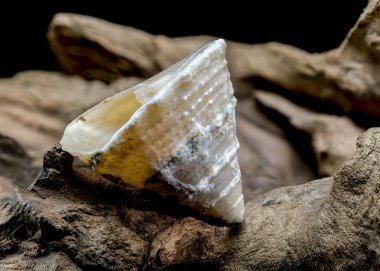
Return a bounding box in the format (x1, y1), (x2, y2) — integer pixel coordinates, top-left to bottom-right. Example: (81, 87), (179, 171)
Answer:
(60, 39), (245, 223)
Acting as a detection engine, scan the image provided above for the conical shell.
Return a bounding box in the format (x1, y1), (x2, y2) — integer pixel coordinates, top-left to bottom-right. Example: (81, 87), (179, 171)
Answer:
(60, 39), (244, 223)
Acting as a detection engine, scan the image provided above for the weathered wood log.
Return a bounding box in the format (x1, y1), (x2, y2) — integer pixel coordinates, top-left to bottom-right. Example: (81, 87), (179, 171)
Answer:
(254, 90), (364, 177)
(0, 3), (378, 269)
(0, 134), (37, 200)
(0, 128), (379, 270)
(49, 0), (380, 119)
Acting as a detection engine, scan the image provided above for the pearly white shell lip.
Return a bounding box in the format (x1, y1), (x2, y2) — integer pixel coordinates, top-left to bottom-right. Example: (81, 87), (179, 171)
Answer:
(60, 39), (227, 163)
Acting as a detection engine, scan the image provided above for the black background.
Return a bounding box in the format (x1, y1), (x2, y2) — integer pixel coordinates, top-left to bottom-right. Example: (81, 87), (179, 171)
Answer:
(0, 1), (366, 77)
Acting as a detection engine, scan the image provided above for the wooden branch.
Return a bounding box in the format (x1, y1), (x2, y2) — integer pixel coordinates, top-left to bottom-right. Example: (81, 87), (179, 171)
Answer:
(49, 1), (380, 118)
(254, 90), (364, 176)
(0, 127), (379, 269)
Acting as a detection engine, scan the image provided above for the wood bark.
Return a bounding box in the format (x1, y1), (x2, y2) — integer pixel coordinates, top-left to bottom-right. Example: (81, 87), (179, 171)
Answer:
(0, 128), (379, 270)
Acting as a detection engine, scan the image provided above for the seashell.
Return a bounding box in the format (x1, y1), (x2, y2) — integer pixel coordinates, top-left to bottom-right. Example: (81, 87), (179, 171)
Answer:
(60, 39), (245, 223)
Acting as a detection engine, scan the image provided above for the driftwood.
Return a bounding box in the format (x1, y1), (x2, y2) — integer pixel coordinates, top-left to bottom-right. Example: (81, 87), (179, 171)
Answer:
(0, 128), (379, 270)
(49, 0), (380, 119)
(254, 90), (364, 177)
(0, 0), (378, 270)
(0, 134), (38, 201)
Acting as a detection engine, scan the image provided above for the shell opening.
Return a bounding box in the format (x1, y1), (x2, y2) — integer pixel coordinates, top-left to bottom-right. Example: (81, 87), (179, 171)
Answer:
(60, 91), (143, 161)
(60, 59), (185, 162)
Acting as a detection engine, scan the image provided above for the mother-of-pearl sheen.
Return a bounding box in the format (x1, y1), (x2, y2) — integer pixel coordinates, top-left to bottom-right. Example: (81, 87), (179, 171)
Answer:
(60, 39), (245, 223)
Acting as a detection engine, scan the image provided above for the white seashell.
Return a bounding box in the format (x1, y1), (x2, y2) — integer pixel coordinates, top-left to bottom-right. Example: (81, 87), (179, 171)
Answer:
(60, 39), (245, 223)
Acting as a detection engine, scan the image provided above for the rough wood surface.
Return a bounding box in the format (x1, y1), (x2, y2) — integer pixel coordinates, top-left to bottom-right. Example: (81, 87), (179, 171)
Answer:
(0, 1), (379, 269)
(235, 99), (315, 197)
(254, 90), (364, 177)
(0, 134), (37, 201)
(49, 1), (380, 118)
(48, 13), (207, 83)
(0, 128), (379, 270)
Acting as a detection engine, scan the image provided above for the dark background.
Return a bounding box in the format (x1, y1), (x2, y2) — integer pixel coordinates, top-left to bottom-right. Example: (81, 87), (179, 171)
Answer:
(0, 1), (366, 77)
